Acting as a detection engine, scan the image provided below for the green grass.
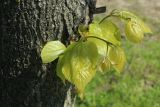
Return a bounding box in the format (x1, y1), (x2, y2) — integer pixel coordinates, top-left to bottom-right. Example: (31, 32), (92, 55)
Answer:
(76, 38), (160, 107)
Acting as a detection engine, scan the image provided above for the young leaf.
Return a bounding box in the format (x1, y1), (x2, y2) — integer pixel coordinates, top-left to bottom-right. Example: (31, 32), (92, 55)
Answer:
(87, 38), (107, 58)
(60, 41), (99, 94)
(88, 20), (121, 46)
(87, 38), (112, 73)
(112, 10), (152, 33)
(56, 42), (77, 82)
(100, 57), (111, 73)
(99, 19), (121, 46)
(108, 46), (126, 72)
(112, 10), (137, 20)
(88, 23), (103, 37)
(125, 20), (144, 43)
(41, 41), (66, 63)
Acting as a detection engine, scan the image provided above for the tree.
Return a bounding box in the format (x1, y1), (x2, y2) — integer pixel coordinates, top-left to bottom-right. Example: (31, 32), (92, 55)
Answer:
(0, 0), (96, 106)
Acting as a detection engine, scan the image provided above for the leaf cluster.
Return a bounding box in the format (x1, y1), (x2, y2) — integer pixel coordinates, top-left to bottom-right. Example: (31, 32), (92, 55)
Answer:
(40, 10), (152, 99)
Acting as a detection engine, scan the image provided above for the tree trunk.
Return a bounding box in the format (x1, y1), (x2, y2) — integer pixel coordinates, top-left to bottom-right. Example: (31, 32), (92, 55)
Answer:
(0, 0), (96, 107)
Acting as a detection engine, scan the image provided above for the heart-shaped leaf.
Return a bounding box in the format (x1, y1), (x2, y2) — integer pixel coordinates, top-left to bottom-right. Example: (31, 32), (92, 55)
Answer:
(89, 20), (121, 46)
(41, 41), (66, 63)
(125, 20), (144, 43)
(108, 46), (126, 72)
(112, 10), (152, 33)
(57, 41), (99, 96)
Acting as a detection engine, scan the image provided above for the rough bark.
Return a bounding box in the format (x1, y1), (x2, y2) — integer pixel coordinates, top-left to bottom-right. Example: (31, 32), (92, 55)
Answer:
(0, 0), (96, 107)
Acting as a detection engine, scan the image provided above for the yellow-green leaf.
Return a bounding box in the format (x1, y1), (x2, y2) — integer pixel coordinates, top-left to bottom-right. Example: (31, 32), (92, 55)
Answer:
(88, 20), (121, 46)
(125, 20), (144, 43)
(89, 23), (103, 37)
(112, 10), (152, 33)
(41, 41), (66, 63)
(113, 10), (137, 20)
(59, 41), (99, 94)
(87, 38), (112, 73)
(108, 46), (126, 72)
(100, 57), (111, 73)
(87, 38), (107, 58)
(56, 42), (77, 81)
(99, 19), (121, 46)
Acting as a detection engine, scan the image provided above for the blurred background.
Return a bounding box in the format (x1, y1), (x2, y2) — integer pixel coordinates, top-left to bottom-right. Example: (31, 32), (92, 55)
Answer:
(76, 0), (160, 107)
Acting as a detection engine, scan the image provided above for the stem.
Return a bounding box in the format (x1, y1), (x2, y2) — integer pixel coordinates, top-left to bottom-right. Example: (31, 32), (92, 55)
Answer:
(99, 14), (112, 24)
(86, 36), (114, 46)
(99, 9), (120, 24)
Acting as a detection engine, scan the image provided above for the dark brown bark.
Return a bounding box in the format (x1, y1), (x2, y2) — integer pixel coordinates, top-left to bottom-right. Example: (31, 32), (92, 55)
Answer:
(0, 0), (96, 107)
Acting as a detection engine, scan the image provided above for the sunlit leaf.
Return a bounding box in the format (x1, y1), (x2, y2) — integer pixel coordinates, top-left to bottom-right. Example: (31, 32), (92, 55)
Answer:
(99, 19), (121, 45)
(57, 42), (77, 81)
(112, 10), (152, 33)
(88, 20), (121, 46)
(87, 38), (112, 73)
(125, 20), (144, 43)
(41, 41), (66, 63)
(99, 57), (111, 73)
(108, 46), (126, 72)
(89, 23), (103, 37)
(59, 41), (99, 94)
(112, 10), (137, 20)
(87, 38), (107, 58)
